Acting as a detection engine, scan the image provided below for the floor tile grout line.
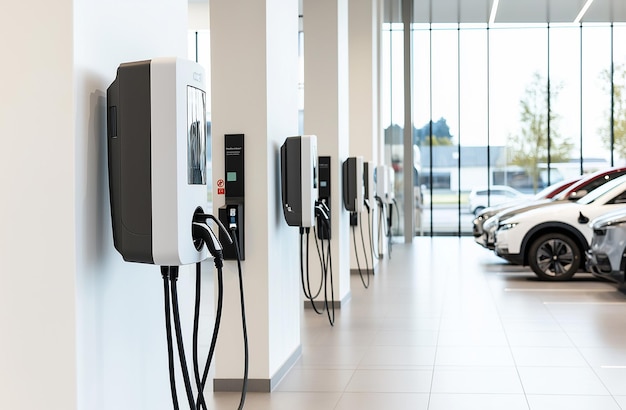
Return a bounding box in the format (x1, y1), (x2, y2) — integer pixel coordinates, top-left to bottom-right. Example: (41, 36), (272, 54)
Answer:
(543, 300), (624, 409)
(486, 260), (533, 410)
(426, 236), (461, 410)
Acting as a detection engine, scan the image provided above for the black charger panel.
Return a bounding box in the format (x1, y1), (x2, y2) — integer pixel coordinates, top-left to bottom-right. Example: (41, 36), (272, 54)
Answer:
(363, 161), (371, 200)
(223, 134), (245, 259)
(317, 156), (331, 240)
(219, 204), (245, 260)
(225, 134), (244, 203)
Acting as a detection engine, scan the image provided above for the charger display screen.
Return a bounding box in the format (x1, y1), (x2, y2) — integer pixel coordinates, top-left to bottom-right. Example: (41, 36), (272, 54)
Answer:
(187, 86), (207, 185)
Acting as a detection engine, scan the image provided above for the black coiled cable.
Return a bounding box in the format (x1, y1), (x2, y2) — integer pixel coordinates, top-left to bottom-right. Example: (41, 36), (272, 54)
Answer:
(162, 266), (180, 410)
(231, 230), (249, 410)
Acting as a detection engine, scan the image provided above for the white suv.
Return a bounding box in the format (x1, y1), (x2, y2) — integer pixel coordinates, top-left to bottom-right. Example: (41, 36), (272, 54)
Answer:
(495, 175), (626, 281)
(468, 185), (529, 216)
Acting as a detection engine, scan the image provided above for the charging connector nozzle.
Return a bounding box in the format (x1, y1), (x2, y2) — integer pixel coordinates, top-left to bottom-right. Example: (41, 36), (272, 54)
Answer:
(194, 212), (233, 245)
(192, 222), (224, 268)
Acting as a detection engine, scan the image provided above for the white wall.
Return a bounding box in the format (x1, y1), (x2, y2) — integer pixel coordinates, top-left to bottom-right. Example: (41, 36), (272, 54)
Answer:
(349, 0), (379, 162)
(349, 0), (381, 272)
(0, 1), (76, 409)
(189, 2), (210, 30)
(303, 0), (352, 303)
(1, 0), (196, 409)
(74, 1), (193, 408)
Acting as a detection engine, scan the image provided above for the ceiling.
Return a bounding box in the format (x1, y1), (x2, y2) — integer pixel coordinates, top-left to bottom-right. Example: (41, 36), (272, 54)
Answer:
(190, 0), (626, 23)
(385, 0), (626, 23)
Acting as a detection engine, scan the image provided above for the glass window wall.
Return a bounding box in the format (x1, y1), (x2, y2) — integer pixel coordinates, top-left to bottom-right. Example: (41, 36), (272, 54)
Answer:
(382, 3), (625, 236)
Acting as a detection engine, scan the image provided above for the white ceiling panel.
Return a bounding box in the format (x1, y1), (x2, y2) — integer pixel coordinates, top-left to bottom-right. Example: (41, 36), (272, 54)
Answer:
(431, 0), (462, 22)
(548, 0), (588, 22)
(412, 0), (431, 22)
(400, 0), (625, 23)
(187, 0), (626, 24)
(584, 0), (626, 22)
(460, 0), (491, 23)
(495, 0), (548, 23)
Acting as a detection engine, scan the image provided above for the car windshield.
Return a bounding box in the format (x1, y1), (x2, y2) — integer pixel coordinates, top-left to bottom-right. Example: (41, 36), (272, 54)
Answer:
(577, 175), (626, 205)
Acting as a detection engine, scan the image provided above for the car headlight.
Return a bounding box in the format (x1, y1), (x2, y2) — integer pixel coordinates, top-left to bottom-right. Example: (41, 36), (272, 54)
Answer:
(596, 220), (626, 230)
(498, 222), (518, 231)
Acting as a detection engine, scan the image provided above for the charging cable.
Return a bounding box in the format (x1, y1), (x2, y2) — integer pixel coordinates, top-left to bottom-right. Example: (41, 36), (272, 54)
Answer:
(359, 212), (371, 278)
(389, 198), (399, 258)
(161, 266), (180, 410)
(229, 224), (249, 410)
(161, 265), (197, 410)
(192, 221), (225, 410)
(374, 196), (387, 259)
(313, 203), (335, 326)
(192, 262), (207, 410)
(301, 227), (324, 315)
(351, 213), (370, 289)
(296, 202), (335, 326)
(192, 213), (249, 410)
(364, 199), (379, 264)
(160, 212), (249, 410)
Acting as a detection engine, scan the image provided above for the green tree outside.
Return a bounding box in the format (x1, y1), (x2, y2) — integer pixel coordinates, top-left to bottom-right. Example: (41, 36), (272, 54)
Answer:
(599, 64), (626, 159)
(507, 71), (574, 192)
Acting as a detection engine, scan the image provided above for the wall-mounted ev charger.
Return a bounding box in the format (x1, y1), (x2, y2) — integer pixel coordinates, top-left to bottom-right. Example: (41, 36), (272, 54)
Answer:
(281, 136), (337, 325)
(280, 135), (318, 228)
(107, 57), (208, 266)
(107, 58), (249, 410)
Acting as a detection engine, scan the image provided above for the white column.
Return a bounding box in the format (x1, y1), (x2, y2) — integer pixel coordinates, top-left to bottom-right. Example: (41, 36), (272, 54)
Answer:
(303, 0), (352, 306)
(349, 0), (382, 276)
(74, 1), (192, 409)
(1, 0), (191, 408)
(0, 2), (76, 409)
(210, 0), (302, 391)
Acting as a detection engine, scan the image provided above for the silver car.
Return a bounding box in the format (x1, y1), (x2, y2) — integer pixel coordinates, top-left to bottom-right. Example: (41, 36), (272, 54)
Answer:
(586, 208), (626, 286)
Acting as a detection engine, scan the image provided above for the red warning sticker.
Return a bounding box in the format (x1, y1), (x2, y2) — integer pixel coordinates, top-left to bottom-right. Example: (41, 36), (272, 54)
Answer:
(217, 188), (225, 195)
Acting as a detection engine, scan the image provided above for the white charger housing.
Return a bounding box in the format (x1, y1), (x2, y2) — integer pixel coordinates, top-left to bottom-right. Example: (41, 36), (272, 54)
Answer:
(363, 161), (375, 203)
(376, 165), (395, 203)
(280, 135), (318, 228)
(107, 57), (208, 266)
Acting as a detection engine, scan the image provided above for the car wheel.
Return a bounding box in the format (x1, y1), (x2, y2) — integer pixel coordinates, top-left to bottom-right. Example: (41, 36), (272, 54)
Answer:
(473, 206), (485, 216)
(528, 233), (581, 281)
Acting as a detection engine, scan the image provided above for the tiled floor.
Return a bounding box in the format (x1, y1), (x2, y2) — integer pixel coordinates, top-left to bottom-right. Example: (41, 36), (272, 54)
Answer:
(210, 237), (626, 409)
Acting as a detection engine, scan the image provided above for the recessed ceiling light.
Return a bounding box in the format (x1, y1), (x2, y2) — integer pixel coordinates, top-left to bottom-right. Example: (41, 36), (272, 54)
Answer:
(489, 0), (500, 25)
(574, 0), (595, 24)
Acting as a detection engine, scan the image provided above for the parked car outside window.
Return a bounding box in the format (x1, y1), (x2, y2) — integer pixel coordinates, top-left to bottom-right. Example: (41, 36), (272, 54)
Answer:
(468, 185), (530, 216)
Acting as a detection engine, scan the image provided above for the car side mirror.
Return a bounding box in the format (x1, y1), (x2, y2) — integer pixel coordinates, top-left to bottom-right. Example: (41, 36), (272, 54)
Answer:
(568, 189), (588, 200)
